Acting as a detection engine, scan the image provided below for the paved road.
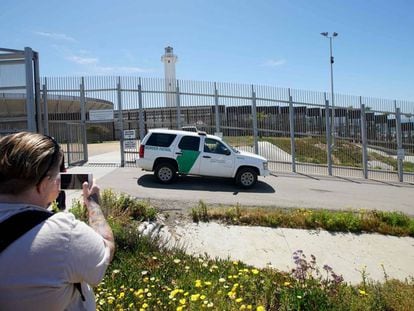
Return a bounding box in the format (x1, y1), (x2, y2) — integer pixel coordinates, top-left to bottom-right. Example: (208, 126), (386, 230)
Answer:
(68, 150), (414, 215)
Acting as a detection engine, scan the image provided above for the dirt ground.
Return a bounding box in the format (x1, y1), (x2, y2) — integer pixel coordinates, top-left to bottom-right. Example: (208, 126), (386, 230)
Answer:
(87, 141), (120, 156)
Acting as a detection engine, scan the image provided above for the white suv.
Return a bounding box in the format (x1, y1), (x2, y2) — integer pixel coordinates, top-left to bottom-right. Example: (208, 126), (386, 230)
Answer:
(137, 129), (269, 188)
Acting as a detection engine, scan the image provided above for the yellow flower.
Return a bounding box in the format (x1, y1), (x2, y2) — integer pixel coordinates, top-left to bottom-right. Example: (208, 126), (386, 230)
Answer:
(359, 289), (368, 296)
(227, 291), (236, 299)
(204, 281), (212, 286)
(176, 307), (183, 311)
(251, 269), (259, 275)
(134, 289), (144, 297)
(219, 278), (226, 283)
(236, 298), (243, 303)
(179, 298), (186, 305)
(169, 289), (180, 299)
(107, 297), (114, 305)
(257, 306), (265, 311)
(190, 294), (200, 301)
(195, 279), (202, 287)
(142, 303), (149, 309)
(200, 295), (206, 300)
(284, 281), (290, 286)
(174, 259), (181, 264)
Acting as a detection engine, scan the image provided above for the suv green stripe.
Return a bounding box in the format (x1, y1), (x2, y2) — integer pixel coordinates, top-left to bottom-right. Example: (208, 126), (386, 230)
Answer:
(177, 150), (200, 173)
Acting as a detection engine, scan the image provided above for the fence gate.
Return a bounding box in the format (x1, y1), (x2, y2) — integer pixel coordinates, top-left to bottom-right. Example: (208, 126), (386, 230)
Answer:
(48, 121), (86, 166)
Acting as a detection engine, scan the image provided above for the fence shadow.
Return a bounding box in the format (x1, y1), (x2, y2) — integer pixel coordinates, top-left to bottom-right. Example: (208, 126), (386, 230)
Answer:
(137, 174), (275, 193)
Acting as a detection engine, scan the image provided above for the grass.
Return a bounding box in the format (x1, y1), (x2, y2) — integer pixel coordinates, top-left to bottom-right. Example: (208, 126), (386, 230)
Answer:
(195, 202), (414, 237)
(223, 135), (414, 171)
(66, 192), (414, 310)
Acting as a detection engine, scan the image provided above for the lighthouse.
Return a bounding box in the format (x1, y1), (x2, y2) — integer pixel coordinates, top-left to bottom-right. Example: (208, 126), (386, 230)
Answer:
(161, 46), (178, 107)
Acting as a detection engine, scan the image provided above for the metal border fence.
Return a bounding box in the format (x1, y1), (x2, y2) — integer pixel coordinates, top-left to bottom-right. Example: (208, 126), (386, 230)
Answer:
(3, 76), (413, 183)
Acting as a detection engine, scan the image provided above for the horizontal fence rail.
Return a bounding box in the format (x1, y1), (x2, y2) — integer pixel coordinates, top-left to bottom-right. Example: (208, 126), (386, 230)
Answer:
(1, 76), (413, 183)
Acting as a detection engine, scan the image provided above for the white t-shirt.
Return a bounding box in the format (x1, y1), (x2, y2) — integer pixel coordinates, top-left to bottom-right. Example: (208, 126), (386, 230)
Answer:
(0, 203), (111, 311)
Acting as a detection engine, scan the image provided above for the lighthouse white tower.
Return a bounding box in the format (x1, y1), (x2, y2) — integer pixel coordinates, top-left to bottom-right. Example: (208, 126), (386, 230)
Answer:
(161, 46), (178, 107)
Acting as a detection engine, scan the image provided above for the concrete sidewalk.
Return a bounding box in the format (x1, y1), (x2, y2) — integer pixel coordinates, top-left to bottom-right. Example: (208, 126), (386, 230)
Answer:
(64, 152), (414, 285)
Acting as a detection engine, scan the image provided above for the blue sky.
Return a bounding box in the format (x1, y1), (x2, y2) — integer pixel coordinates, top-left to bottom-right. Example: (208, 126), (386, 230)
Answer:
(1, 0), (414, 101)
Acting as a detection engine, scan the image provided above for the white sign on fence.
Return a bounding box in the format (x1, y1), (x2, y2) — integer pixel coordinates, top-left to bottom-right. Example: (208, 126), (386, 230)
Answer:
(124, 140), (137, 150)
(89, 109), (114, 121)
(123, 129), (136, 139)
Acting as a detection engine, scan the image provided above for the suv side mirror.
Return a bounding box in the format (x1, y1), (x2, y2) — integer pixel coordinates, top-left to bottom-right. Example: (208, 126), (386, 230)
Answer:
(224, 149), (231, 156)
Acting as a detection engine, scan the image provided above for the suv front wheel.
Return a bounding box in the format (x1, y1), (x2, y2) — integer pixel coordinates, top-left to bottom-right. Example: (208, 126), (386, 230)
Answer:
(235, 167), (257, 188)
(154, 162), (176, 184)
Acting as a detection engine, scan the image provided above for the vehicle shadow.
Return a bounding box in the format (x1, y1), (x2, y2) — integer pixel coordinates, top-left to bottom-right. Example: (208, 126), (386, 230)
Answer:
(137, 174), (275, 193)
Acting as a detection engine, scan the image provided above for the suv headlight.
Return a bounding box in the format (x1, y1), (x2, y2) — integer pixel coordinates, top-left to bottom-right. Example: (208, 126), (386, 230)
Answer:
(263, 162), (268, 170)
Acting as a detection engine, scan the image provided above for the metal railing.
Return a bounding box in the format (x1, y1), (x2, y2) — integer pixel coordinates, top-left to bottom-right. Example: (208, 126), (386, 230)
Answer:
(2, 76), (413, 182)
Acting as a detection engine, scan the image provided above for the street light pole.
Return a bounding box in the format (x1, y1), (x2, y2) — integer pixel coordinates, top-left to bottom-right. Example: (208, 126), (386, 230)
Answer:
(321, 32), (338, 147)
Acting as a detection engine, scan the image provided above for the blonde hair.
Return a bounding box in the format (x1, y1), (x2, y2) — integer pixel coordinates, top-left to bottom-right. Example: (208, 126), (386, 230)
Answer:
(0, 132), (63, 194)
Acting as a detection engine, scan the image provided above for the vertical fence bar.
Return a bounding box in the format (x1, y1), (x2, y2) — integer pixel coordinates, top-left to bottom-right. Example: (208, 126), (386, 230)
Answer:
(24, 47), (36, 132)
(325, 92), (332, 176)
(176, 81), (181, 129)
(214, 82), (220, 135)
(80, 77), (88, 162)
(33, 51), (42, 134)
(251, 85), (259, 154)
(118, 77), (125, 167)
(42, 79), (49, 136)
(395, 106), (403, 182)
(289, 88), (296, 173)
(66, 123), (72, 167)
(138, 77), (145, 140)
(360, 99), (368, 179)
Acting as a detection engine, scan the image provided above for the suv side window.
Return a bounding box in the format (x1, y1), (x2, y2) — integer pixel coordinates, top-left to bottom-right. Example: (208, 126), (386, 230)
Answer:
(146, 133), (176, 147)
(178, 136), (200, 151)
(204, 138), (230, 155)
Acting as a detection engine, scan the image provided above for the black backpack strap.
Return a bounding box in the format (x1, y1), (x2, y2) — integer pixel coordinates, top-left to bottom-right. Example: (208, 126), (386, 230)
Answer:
(0, 209), (53, 253)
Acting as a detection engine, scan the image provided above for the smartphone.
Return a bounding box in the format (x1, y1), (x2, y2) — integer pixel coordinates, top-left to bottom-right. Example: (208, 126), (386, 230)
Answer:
(60, 173), (92, 190)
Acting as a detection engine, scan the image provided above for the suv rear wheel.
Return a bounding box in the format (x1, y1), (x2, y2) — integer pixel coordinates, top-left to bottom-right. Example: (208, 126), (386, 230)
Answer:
(155, 162), (176, 184)
(236, 167), (257, 188)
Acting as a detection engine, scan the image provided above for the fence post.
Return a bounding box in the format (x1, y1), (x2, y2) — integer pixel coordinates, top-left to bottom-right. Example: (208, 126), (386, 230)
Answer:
(117, 77), (125, 167)
(24, 47), (36, 132)
(214, 82), (220, 135)
(360, 99), (368, 179)
(251, 85), (259, 154)
(176, 81), (181, 129)
(289, 88), (296, 173)
(66, 123), (71, 166)
(80, 77), (88, 163)
(395, 105), (404, 182)
(42, 79), (49, 136)
(324, 92), (332, 176)
(138, 77), (145, 140)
